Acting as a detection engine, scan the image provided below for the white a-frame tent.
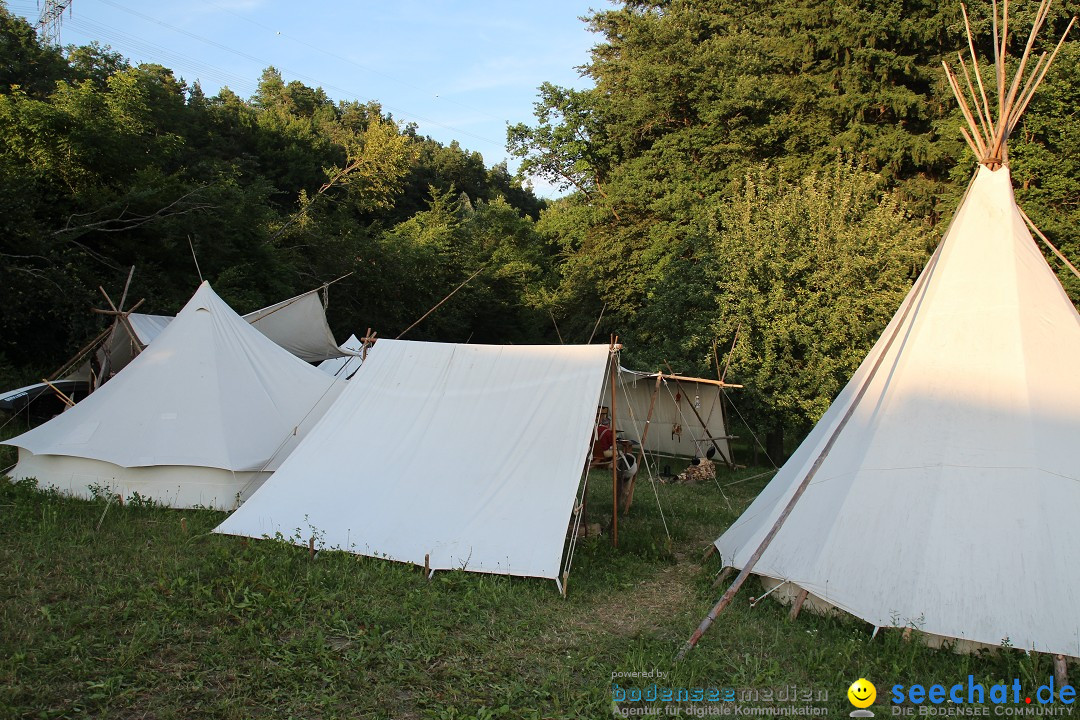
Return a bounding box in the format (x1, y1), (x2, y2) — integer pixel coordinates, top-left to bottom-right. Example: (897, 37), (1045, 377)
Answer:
(3, 282), (345, 510)
(685, 2), (1080, 659)
(216, 339), (610, 585)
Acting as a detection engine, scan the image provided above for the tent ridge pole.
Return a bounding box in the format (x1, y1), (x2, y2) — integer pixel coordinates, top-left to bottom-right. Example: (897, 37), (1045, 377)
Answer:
(610, 335), (619, 548)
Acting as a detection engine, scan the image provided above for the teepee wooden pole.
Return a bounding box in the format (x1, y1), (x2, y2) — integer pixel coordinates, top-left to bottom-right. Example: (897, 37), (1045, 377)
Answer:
(1000, 0), (1009, 119)
(944, 64), (990, 157)
(961, 4), (996, 140)
(1019, 206), (1080, 280)
(992, 0), (1003, 116)
(1010, 16), (1076, 129)
(957, 53), (992, 143)
(993, 0), (1051, 156)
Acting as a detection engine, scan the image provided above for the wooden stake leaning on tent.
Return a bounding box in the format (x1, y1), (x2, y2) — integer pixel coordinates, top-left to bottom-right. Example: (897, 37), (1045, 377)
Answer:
(95, 287), (145, 354)
(46, 325), (113, 383)
(1018, 206), (1080, 280)
(396, 263), (489, 339)
(360, 328), (378, 362)
(40, 378), (76, 408)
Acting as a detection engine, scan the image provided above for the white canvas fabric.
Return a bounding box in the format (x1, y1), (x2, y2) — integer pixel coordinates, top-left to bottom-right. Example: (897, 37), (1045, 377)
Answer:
(605, 369), (731, 459)
(5, 282), (345, 509)
(243, 289), (346, 363)
(62, 287), (345, 383)
(216, 339), (611, 580)
(317, 334), (364, 378)
(714, 165), (1080, 657)
(64, 313), (172, 382)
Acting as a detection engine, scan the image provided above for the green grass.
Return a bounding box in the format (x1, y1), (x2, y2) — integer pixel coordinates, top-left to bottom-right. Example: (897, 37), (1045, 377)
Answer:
(0, 464), (1071, 719)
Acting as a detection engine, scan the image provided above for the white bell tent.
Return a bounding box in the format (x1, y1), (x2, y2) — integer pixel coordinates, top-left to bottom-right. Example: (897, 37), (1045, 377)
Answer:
(3, 282), (345, 510)
(687, 2), (1080, 659)
(216, 339), (610, 585)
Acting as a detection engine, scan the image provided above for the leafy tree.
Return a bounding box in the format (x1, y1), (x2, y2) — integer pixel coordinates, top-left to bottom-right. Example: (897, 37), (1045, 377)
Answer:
(708, 161), (933, 456)
(0, 5), (67, 96)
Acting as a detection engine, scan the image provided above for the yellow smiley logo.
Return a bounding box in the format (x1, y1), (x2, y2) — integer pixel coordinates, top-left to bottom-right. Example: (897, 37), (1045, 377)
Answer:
(848, 678), (876, 709)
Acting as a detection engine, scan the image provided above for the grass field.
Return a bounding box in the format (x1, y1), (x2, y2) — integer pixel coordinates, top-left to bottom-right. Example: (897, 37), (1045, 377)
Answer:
(0, 458), (1072, 719)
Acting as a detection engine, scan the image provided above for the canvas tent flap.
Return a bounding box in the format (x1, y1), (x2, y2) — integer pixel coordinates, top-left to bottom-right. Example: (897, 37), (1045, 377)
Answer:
(62, 313), (172, 382)
(216, 339), (611, 580)
(6, 281), (345, 473)
(243, 289), (347, 363)
(60, 287), (345, 383)
(317, 334), (364, 378)
(714, 166), (1080, 657)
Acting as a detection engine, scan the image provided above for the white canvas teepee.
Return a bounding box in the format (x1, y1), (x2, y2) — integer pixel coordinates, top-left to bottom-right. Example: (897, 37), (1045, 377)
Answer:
(690, 1), (1080, 659)
(3, 282), (345, 510)
(216, 339), (610, 582)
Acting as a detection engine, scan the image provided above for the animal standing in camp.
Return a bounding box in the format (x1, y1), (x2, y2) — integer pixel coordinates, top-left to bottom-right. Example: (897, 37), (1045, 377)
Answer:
(679, 0), (1079, 661)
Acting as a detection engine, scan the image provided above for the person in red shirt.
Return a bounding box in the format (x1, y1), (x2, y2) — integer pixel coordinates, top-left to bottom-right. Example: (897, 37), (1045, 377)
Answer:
(592, 408), (614, 463)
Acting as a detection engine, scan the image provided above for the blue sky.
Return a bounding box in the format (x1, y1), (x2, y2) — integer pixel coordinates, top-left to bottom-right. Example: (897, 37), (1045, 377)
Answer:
(8, 0), (603, 196)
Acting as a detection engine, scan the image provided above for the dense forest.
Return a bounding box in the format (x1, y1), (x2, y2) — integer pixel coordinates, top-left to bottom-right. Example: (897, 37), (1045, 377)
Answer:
(2, 0), (1077, 453)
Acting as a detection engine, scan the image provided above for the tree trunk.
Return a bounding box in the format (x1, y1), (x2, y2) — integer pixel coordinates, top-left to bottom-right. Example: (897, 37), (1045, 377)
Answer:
(766, 427), (785, 465)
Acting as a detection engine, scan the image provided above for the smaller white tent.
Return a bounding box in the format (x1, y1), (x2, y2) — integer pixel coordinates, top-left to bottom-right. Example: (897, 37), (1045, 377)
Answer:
(64, 286), (347, 383)
(604, 369), (732, 461)
(216, 339), (610, 581)
(3, 282), (345, 510)
(242, 289), (346, 363)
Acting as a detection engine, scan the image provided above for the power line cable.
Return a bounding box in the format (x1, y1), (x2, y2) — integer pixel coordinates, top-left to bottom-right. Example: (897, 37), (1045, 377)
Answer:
(196, 0), (508, 126)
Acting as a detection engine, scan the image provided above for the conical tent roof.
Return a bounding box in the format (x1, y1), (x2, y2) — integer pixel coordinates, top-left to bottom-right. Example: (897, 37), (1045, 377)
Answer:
(6, 281), (344, 473)
(688, 0), (1080, 660)
(713, 165), (1080, 655)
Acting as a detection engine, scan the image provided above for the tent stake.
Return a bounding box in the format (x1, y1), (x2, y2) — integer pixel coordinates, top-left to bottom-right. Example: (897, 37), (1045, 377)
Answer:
(789, 588), (809, 620)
